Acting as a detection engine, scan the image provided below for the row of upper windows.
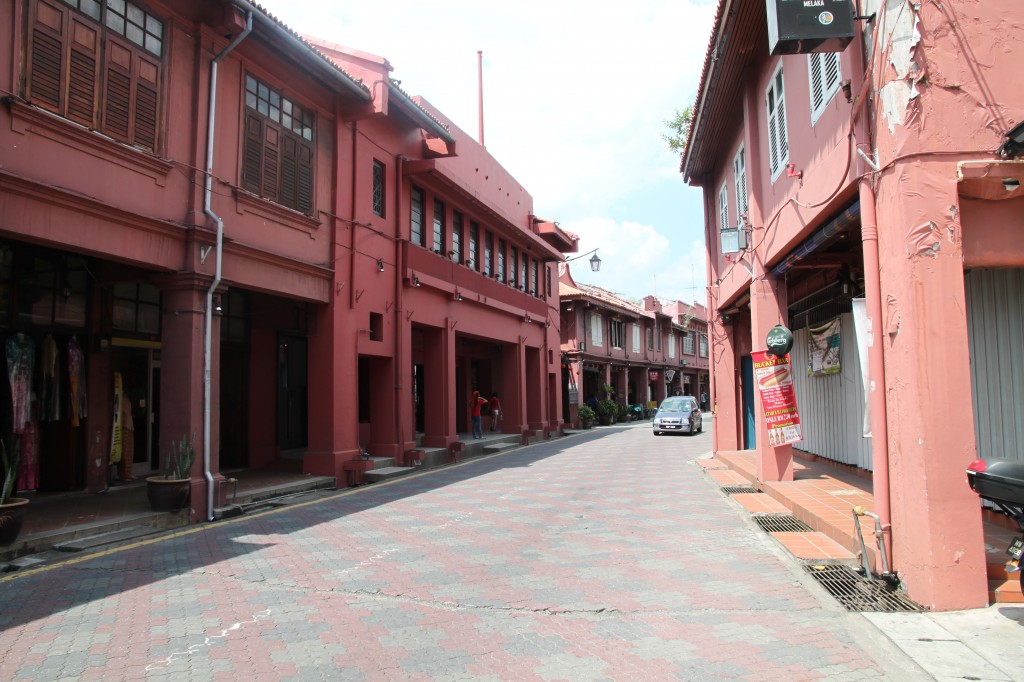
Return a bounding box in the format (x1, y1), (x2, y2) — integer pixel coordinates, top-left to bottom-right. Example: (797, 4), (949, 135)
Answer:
(587, 314), (708, 358)
(719, 52), (841, 231)
(25, 0), (319, 217)
(408, 185), (550, 300)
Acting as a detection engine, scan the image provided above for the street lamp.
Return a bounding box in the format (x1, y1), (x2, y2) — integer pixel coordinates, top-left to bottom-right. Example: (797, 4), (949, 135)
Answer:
(565, 248), (602, 272)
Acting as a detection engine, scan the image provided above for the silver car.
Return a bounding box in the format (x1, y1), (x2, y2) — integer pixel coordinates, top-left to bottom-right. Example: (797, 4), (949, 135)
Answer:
(653, 396), (703, 436)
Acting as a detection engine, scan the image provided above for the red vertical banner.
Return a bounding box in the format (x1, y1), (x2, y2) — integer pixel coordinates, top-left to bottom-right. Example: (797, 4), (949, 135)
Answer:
(751, 351), (802, 447)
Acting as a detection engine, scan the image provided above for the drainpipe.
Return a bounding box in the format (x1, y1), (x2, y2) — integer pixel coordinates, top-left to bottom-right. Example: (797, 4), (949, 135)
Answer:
(202, 11), (252, 521)
(858, 178), (892, 569)
(394, 156), (406, 457)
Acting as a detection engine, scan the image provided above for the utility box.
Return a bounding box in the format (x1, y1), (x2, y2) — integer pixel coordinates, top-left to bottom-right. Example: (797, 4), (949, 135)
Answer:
(766, 0), (855, 55)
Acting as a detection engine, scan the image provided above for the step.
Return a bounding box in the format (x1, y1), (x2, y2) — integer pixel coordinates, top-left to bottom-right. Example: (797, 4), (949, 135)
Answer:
(482, 443), (517, 454)
(989, 578), (1024, 604)
(228, 475), (336, 505)
(55, 524), (166, 553)
(363, 466), (416, 483)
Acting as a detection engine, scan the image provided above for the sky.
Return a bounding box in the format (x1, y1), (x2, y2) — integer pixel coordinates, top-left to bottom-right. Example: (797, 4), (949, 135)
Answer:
(256, 0), (718, 305)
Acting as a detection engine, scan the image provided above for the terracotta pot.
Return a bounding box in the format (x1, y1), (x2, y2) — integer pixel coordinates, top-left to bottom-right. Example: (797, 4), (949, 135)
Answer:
(581, 420), (594, 430)
(146, 476), (191, 511)
(0, 497), (29, 546)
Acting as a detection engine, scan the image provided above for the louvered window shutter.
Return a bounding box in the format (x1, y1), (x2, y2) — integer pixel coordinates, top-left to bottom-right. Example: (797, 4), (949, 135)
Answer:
(261, 124), (280, 201)
(67, 16), (100, 127)
(297, 143), (313, 215)
(102, 40), (134, 142)
(241, 112), (263, 193)
(810, 54), (824, 111)
(28, 0), (68, 113)
(280, 134), (298, 209)
(776, 80), (788, 162)
(767, 90), (780, 176)
(132, 54), (160, 150)
(824, 53), (840, 94)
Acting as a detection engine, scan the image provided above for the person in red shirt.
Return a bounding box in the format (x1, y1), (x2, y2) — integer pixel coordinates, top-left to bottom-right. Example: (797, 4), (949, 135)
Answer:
(470, 390), (488, 439)
(489, 392), (502, 432)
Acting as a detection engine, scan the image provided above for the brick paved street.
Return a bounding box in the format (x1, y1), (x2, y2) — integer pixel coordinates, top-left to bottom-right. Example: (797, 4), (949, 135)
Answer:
(0, 424), (928, 681)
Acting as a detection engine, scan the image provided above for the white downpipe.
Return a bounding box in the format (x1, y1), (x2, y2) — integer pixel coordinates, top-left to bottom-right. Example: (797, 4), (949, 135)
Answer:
(202, 11), (252, 521)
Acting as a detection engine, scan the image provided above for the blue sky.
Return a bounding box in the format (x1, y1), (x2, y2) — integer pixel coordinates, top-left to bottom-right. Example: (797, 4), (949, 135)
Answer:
(256, 0), (717, 304)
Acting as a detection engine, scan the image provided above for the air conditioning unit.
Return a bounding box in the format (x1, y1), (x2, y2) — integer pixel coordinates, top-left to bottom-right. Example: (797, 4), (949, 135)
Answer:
(721, 227), (748, 254)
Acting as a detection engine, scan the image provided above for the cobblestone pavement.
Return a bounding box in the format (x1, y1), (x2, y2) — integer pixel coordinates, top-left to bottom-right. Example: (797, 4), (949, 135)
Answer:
(0, 424), (929, 681)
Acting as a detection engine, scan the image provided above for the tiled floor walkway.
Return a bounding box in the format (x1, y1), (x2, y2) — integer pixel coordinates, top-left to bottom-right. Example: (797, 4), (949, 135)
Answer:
(702, 450), (1022, 604)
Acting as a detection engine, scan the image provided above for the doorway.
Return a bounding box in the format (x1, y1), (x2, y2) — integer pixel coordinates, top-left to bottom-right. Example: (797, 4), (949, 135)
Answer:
(276, 334), (308, 451)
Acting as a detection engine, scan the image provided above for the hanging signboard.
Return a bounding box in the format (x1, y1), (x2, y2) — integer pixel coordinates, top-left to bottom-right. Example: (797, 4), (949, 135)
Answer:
(766, 0), (855, 56)
(751, 350), (803, 447)
(648, 370), (660, 382)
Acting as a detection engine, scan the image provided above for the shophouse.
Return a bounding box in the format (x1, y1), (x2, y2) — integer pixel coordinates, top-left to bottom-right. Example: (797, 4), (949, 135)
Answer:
(681, 0), (1023, 609)
(306, 38), (573, 481)
(0, 1), (568, 528)
(558, 264), (708, 426)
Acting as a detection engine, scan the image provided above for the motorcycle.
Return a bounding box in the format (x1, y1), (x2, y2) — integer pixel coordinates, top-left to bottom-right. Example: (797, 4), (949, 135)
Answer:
(966, 457), (1024, 596)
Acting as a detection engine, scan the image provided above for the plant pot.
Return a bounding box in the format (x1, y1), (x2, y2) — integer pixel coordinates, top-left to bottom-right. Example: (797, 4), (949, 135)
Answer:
(146, 476), (191, 511)
(581, 419), (594, 430)
(599, 415), (612, 426)
(0, 497), (29, 546)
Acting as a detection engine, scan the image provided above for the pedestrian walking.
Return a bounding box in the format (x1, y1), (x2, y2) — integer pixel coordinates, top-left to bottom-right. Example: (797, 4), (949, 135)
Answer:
(470, 390), (488, 439)
(489, 392), (502, 432)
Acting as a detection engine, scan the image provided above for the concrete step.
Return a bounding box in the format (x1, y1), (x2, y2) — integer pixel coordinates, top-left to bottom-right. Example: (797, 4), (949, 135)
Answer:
(226, 474), (336, 505)
(483, 443), (517, 454)
(363, 466), (416, 483)
(55, 524), (167, 553)
(989, 578), (1024, 604)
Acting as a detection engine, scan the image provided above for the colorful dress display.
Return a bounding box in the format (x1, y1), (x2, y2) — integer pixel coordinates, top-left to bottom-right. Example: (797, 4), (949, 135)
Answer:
(68, 336), (87, 427)
(6, 333), (35, 434)
(40, 334), (60, 422)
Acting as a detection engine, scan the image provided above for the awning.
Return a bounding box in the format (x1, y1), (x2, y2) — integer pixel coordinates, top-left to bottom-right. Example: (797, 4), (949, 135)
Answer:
(770, 201), (861, 277)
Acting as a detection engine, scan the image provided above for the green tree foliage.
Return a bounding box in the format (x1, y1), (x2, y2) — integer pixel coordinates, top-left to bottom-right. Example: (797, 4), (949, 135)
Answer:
(661, 105), (694, 154)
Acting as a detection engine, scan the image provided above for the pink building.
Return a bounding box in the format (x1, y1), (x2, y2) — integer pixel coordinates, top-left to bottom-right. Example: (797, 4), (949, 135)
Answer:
(0, 1), (568, 526)
(683, 0), (1024, 609)
(558, 264), (709, 425)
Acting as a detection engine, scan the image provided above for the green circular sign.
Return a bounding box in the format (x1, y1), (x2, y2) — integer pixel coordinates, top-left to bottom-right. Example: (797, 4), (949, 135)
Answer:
(766, 324), (794, 357)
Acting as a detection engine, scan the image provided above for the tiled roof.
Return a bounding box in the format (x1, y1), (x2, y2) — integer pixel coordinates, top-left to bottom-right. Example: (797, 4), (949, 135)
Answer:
(246, 3), (370, 98)
(390, 80), (451, 135)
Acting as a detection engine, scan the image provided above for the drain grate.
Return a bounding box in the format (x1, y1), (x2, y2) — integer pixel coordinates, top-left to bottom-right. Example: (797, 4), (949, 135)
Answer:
(753, 514), (813, 533)
(804, 563), (925, 612)
(720, 485), (759, 495)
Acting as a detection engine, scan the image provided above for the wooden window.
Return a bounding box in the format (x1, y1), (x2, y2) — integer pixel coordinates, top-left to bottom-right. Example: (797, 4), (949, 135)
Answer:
(610, 320), (624, 349)
(372, 160), (385, 216)
(718, 183), (729, 230)
(809, 52), (841, 124)
(509, 247), (518, 286)
(497, 239), (506, 282)
(242, 75), (315, 215)
(483, 231), (493, 276)
(700, 334), (709, 358)
(432, 200), (445, 253)
(766, 63), (789, 182)
(632, 323), (641, 352)
(531, 259), (539, 297)
(591, 313), (603, 347)
(468, 222), (479, 270)
(733, 146), (747, 222)
(452, 212), (463, 263)
(684, 331), (695, 355)
(26, 0), (163, 151)
(519, 253), (527, 292)
(410, 186), (425, 247)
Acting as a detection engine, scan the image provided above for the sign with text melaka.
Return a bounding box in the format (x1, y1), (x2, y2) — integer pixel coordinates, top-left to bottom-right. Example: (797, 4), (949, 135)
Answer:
(751, 350), (803, 447)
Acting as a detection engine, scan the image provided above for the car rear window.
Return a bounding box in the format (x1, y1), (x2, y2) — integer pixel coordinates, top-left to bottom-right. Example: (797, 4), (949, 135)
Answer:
(661, 399), (694, 411)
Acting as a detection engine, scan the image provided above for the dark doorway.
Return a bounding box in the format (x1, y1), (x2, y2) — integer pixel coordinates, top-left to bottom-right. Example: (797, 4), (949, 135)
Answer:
(277, 334), (308, 451)
(413, 363), (425, 433)
(220, 342), (248, 468)
(742, 355), (756, 449)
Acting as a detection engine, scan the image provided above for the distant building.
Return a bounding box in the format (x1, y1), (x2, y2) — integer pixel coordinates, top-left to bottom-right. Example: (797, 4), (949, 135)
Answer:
(558, 264), (708, 425)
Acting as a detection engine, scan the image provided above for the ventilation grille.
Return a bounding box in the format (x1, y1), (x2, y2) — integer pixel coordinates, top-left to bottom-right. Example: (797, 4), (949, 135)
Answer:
(720, 485), (759, 495)
(804, 563), (925, 612)
(753, 514), (813, 533)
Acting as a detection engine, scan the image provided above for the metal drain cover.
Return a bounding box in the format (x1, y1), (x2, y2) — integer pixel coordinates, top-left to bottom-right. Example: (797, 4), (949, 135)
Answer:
(753, 514), (813, 533)
(720, 485), (759, 495)
(804, 563), (925, 612)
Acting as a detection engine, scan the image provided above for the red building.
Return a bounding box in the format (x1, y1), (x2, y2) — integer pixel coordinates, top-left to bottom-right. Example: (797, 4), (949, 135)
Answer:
(0, 1), (569, 525)
(558, 264), (709, 425)
(683, 0), (1024, 609)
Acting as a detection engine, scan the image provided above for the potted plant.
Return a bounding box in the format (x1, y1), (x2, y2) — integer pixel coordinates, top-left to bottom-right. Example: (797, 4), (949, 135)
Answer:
(0, 438), (28, 546)
(577, 404), (596, 430)
(615, 403), (631, 422)
(147, 433), (197, 511)
(596, 399), (617, 426)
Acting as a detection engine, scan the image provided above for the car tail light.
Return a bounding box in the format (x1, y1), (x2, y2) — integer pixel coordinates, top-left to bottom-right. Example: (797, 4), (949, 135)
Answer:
(967, 459), (987, 473)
